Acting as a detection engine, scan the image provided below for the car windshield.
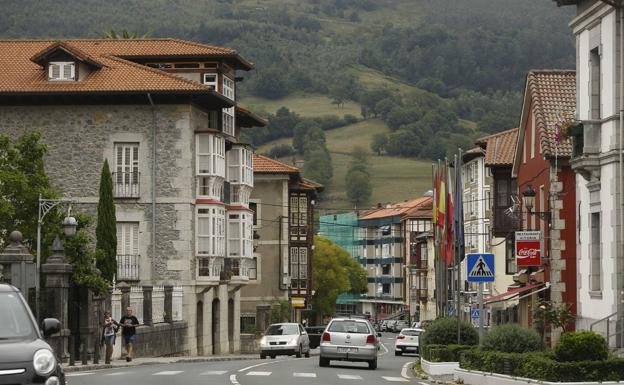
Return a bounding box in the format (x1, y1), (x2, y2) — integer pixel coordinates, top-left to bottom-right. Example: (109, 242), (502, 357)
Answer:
(0, 292), (36, 339)
(328, 321), (370, 334)
(401, 329), (421, 336)
(266, 324), (299, 335)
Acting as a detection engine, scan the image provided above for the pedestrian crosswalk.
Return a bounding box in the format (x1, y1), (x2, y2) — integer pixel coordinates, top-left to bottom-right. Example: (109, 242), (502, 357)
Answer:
(67, 369), (415, 382)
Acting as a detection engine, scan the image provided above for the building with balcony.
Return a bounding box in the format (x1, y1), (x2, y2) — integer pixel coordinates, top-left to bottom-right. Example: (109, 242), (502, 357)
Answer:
(555, 0), (624, 345)
(0, 38), (265, 355)
(240, 155), (321, 332)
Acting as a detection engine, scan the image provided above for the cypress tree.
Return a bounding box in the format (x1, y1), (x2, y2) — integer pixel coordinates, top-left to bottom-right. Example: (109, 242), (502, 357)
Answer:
(96, 159), (117, 282)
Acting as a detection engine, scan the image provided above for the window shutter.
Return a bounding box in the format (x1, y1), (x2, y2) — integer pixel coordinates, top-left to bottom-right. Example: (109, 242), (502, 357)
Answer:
(116, 224), (123, 255)
(49, 64), (60, 79)
(62, 63), (74, 80)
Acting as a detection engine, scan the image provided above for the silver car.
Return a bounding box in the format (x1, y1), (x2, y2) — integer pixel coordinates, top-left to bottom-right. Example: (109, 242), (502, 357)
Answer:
(259, 323), (311, 359)
(319, 318), (380, 369)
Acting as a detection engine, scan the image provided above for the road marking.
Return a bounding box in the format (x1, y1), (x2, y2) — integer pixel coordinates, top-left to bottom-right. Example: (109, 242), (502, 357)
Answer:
(293, 372), (317, 378)
(337, 374), (363, 380)
(153, 371), (183, 375)
(201, 370), (228, 375)
(246, 371), (272, 376)
(230, 374), (240, 385)
(419, 382), (430, 385)
(379, 342), (389, 356)
(238, 357), (304, 372)
(383, 377), (410, 382)
(401, 361), (412, 379)
(103, 372), (130, 376)
(66, 372), (95, 377)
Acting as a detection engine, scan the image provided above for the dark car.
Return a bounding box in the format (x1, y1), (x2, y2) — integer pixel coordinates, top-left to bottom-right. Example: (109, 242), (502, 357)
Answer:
(0, 284), (65, 385)
(305, 326), (326, 349)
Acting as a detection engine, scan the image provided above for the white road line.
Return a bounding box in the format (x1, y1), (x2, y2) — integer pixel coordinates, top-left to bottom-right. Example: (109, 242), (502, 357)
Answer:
(293, 372), (317, 378)
(246, 371), (272, 376)
(66, 372), (95, 377)
(103, 372), (130, 376)
(419, 382), (430, 385)
(337, 374), (363, 380)
(201, 370), (228, 375)
(401, 361), (412, 378)
(238, 357), (304, 372)
(230, 374), (240, 385)
(382, 376), (410, 382)
(379, 342), (389, 355)
(152, 371), (183, 375)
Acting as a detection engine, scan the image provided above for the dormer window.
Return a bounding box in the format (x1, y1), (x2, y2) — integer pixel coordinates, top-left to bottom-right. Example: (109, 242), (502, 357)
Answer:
(48, 61), (75, 81)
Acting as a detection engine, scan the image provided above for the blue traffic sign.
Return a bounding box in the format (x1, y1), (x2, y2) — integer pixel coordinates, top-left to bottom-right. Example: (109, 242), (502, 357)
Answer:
(448, 307), (456, 316)
(466, 253), (495, 282)
(471, 308), (480, 319)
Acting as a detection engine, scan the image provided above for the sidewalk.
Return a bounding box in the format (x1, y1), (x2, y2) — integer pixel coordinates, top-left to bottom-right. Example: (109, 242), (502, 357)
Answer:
(62, 354), (259, 373)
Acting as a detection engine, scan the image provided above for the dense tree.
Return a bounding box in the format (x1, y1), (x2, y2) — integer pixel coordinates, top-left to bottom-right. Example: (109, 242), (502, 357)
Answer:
(312, 237), (367, 318)
(293, 119), (321, 154)
(95, 160), (117, 282)
(345, 146), (372, 207)
(266, 144), (296, 159)
(370, 132), (388, 155)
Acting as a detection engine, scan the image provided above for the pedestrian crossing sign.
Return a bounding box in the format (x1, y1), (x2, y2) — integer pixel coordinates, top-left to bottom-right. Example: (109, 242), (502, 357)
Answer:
(466, 253), (495, 282)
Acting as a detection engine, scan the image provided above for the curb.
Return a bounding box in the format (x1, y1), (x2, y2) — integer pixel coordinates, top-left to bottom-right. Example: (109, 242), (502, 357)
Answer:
(63, 350), (320, 373)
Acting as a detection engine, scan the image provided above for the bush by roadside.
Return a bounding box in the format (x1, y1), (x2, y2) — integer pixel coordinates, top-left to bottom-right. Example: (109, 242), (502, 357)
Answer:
(481, 323), (543, 353)
(554, 330), (608, 362)
(421, 344), (472, 362)
(419, 317), (479, 348)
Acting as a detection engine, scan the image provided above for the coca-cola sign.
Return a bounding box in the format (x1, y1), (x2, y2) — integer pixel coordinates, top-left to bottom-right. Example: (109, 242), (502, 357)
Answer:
(515, 231), (541, 266)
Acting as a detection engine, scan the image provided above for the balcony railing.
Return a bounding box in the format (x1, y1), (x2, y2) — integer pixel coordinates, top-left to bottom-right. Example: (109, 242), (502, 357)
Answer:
(197, 257), (223, 279)
(117, 254), (139, 281)
(113, 172), (140, 198)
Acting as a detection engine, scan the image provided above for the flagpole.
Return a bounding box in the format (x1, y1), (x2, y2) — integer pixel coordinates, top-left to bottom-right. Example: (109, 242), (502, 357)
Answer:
(455, 151), (462, 345)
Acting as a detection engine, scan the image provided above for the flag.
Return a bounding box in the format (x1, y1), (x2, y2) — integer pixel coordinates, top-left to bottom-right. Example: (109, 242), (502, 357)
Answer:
(453, 152), (465, 266)
(432, 162), (438, 238)
(445, 160), (454, 266)
(437, 162), (446, 229)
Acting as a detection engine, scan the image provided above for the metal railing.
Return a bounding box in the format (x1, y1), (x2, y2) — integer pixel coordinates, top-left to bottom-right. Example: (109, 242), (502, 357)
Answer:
(112, 172), (140, 198)
(590, 310), (624, 349)
(116, 254), (139, 281)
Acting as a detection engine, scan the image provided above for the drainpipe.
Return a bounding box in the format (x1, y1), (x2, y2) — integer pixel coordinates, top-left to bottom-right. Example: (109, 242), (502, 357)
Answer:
(618, 4), (624, 341)
(147, 93), (156, 284)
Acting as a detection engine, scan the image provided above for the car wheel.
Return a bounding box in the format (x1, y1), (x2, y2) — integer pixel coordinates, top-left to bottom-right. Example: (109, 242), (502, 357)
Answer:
(368, 358), (377, 370)
(260, 352), (266, 359)
(270, 354), (276, 359)
(296, 345), (302, 358)
(305, 348), (310, 358)
(395, 351), (402, 356)
(319, 356), (329, 367)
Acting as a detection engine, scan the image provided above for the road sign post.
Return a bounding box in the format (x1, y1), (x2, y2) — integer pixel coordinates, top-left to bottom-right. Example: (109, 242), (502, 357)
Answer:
(466, 253), (495, 343)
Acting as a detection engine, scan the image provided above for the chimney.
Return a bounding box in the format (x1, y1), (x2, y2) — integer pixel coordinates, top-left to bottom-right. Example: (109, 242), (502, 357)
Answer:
(377, 203), (382, 208)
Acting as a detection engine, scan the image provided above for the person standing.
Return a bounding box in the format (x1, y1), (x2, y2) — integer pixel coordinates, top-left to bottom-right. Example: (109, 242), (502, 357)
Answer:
(119, 307), (141, 361)
(101, 311), (118, 364)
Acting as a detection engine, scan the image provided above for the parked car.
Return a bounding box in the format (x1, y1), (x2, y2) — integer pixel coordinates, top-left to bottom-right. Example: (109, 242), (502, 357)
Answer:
(305, 326), (326, 349)
(0, 284), (66, 385)
(319, 317), (381, 370)
(383, 320), (397, 332)
(392, 320), (409, 332)
(411, 320), (431, 329)
(259, 323), (310, 359)
(394, 328), (423, 356)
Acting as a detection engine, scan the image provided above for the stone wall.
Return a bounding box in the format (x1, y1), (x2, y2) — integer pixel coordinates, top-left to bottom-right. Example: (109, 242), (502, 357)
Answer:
(239, 333), (259, 354)
(133, 322), (189, 357)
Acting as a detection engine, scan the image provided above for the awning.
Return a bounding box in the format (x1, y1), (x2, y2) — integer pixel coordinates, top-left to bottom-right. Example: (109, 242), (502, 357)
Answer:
(485, 283), (547, 305)
(359, 299), (406, 305)
(336, 293), (363, 305)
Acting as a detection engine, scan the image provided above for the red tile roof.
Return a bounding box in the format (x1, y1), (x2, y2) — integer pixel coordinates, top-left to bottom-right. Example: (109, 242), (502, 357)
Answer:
(526, 70), (576, 158)
(253, 154), (299, 174)
(477, 128), (519, 167)
(360, 196), (432, 221)
(0, 39), (252, 95)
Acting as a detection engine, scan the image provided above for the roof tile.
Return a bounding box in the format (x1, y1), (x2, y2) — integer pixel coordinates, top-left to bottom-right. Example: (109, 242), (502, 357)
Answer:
(253, 154), (299, 174)
(478, 128), (519, 166)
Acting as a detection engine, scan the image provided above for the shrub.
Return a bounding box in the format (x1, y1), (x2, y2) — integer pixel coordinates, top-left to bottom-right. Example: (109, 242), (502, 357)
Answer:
(461, 349), (552, 377)
(518, 356), (624, 382)
(419, 317), (479, 348)
(343, 114), (359, 125)
(554, 331), (608, 362)
(266, 144), (295, 159)
(422, 344), (472, 362)
(482, 324), (543, 353)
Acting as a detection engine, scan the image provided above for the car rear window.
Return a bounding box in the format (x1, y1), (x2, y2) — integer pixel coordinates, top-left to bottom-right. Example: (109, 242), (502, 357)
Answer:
(0, 292), (35, 339)
(401, 329), (421, 336)
(328, 321), (370, 334)
(266, 324), (299, 335)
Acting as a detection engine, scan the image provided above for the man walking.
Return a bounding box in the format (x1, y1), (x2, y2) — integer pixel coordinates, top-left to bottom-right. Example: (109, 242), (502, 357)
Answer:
(119, 307), (141, 361)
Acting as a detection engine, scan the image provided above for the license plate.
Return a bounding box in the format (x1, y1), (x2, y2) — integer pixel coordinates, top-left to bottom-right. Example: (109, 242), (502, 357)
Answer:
(337, 347), (359, 353)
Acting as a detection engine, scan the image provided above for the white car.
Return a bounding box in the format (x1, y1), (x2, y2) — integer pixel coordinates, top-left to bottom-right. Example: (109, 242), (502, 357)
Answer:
(394, 328), (422, 356)
(259, 323), (311, 359)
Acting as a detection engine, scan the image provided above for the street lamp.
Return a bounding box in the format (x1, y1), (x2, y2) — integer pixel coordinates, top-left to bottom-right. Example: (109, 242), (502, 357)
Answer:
(36, 195), (77, 321)
(521, 185), (551, 220)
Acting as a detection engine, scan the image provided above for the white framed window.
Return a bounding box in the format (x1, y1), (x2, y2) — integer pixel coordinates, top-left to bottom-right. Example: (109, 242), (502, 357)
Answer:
(196, 206), (226, 256)
(114, 143), (139, 198)
(116, 222), (140, 281)
(227, 146), (253, 186)
(48, 61), (75, 81)
(227, 212), (253, 258)
(196, 134), (225, 176)
(203, 73), (218, 90)
(223, 107), (235, 136)
(223, 76), (235, 100)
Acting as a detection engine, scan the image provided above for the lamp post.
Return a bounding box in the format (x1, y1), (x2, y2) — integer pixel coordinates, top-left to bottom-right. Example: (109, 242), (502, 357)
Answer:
(36, 194), (77, 321)
(521, 185), (551, 221)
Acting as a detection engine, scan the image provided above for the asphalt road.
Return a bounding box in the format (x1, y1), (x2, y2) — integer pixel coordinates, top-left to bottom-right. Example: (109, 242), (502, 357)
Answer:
(66, 334), (434, 385)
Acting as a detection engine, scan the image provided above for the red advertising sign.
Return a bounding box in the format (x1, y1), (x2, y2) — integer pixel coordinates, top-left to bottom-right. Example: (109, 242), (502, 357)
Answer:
(515, 231), (542, 266)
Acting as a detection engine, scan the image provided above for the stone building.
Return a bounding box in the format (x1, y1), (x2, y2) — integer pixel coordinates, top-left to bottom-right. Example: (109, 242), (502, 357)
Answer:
(0, 39), (265, 355)
(240, 155), (321, 331)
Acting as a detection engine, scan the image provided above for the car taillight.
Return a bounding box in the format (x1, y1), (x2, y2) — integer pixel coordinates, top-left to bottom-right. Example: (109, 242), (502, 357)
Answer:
(366, 334), (375, 344)
(322, 332), (330, 342)
(396, 335), (405, 339)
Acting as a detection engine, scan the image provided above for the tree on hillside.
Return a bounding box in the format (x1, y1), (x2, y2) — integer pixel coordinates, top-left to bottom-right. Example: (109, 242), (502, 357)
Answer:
(345, 146), (372, 207)
(303, 127), (333, 187)
(370, 132), (388, 155)
(95, 160), (117, 282)
(102, 29), (151, 39)
(293, 119), (321, 154)
(0, 132), (58, 249)
(312, 237), (367, 318)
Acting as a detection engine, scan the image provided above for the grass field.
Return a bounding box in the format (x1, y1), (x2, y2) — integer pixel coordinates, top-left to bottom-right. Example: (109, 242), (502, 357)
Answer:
(240, 94), (362, 118)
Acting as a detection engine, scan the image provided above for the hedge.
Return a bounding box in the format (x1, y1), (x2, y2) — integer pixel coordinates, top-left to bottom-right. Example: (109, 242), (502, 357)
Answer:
(419, 317), (479, 347)
(421, 344), (472, 362)
(460, 348), (624, 382)
(554, 331), (608, 362)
